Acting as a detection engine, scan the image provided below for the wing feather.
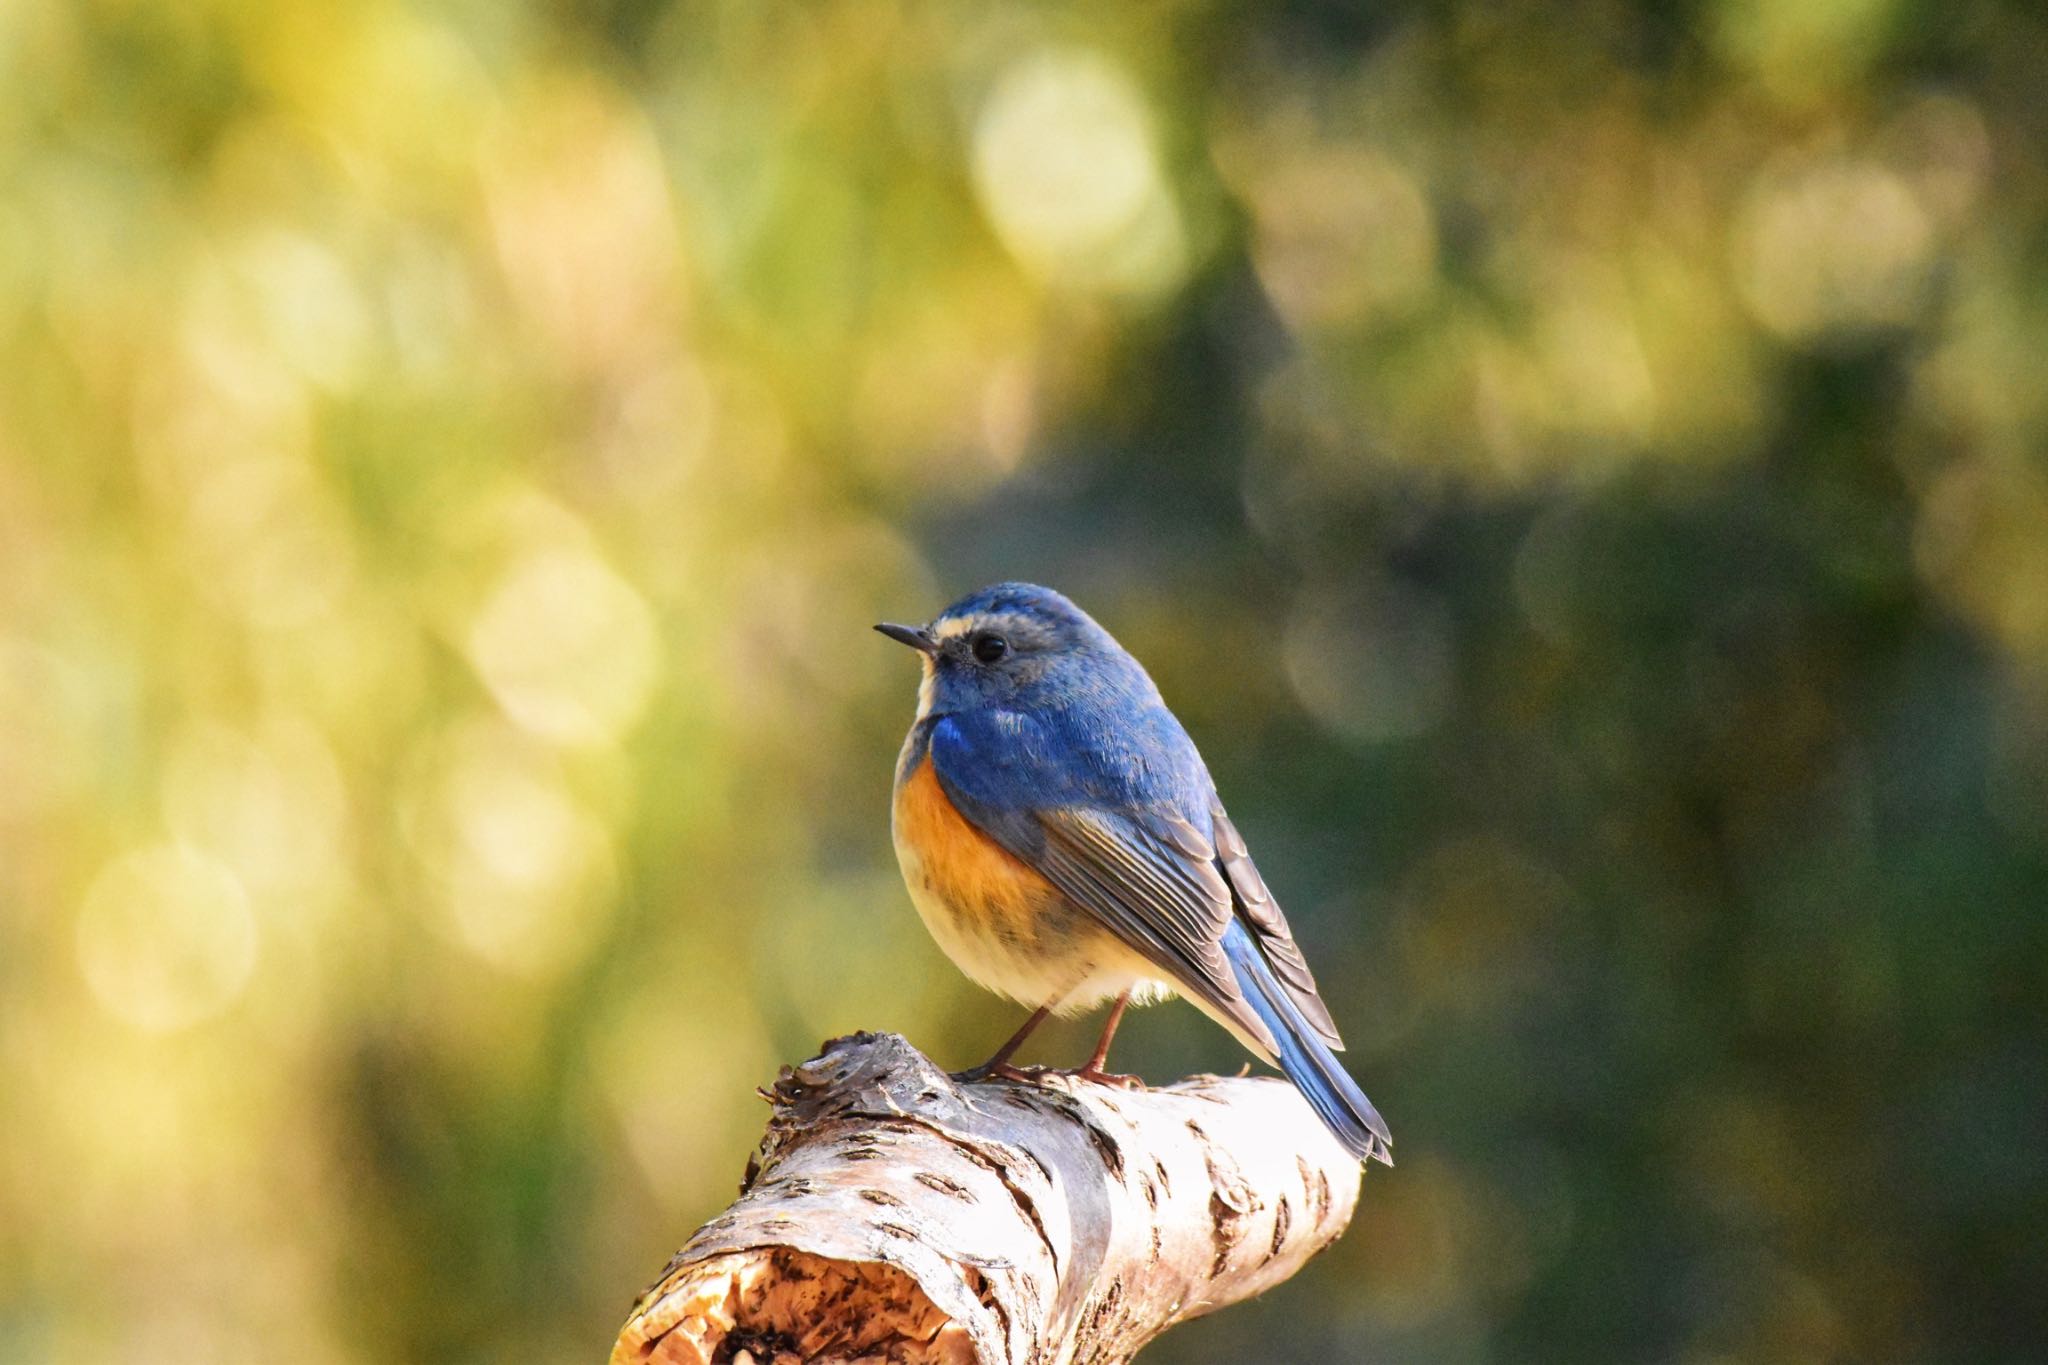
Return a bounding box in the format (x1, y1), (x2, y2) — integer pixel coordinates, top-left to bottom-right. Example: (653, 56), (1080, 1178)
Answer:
(921, 710), (1335, 1058)
(1210, 803), (1345, 1049)
(1031, 806), (1279, 1055)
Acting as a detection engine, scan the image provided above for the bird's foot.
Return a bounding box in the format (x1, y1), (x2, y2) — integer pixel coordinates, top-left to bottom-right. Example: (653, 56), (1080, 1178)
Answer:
(1059, 1066), (1146, 1090)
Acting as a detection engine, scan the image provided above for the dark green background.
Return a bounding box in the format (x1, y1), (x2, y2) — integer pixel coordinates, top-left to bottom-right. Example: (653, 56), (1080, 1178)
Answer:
(1, 0), (2043, 1360)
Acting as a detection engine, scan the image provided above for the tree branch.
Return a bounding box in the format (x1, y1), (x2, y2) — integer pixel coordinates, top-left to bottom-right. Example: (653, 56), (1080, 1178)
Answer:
(611, 1031), (1364, 1365)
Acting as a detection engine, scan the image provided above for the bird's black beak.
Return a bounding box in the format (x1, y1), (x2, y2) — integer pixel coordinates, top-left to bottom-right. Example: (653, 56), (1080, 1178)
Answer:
(875, 622), (938, 655)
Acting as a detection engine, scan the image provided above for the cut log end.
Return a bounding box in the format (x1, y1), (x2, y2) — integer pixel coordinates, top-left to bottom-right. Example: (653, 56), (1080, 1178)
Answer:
(613, 1248), (975, 1365)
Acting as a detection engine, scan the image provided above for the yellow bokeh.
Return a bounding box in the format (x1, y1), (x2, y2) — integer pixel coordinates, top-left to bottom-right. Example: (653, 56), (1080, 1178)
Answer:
(76, 844), (258, 1033)
(0, 0), (2039, 1360)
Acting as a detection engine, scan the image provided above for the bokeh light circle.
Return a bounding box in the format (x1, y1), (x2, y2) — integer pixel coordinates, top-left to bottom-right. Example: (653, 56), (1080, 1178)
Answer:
(971, 49), (1186, 296)
(465, 544), (660, 748)
(75, 843), (258, 1033)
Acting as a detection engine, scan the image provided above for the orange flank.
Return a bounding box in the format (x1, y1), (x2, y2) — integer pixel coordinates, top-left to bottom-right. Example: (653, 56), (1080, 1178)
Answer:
(894, 756), (1060, 940)
(892, 751), (1175, 1011)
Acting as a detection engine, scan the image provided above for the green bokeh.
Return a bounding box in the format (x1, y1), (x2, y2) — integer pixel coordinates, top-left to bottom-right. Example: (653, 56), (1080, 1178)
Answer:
(1, 0), (2044, 1360)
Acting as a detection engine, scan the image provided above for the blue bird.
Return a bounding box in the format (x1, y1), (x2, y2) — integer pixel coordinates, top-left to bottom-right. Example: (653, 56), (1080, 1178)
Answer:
(877, 582), (1391, 1165)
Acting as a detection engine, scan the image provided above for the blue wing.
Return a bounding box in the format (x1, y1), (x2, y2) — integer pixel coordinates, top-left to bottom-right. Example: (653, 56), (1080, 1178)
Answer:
(924, 701), (1345, 1041)
(925, 704), (1258, 1042)
(1223, 919), (1392, 1164)
(925, 702), (1389, 1163)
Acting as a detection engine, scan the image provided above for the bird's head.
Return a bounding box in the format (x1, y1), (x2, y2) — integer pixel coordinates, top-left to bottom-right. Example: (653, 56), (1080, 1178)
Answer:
(876, 582), (1138, 717)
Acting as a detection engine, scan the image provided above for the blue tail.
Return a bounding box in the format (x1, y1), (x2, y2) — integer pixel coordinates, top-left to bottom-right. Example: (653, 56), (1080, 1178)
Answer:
(1222, 920), (1393, 1166)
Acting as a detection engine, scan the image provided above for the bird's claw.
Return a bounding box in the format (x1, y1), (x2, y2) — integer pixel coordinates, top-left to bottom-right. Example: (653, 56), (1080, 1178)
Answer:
(1066, 1066), (1145, 1090)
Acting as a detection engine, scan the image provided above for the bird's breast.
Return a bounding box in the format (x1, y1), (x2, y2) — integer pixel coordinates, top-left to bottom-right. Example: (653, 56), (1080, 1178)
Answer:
(892, 754), (1121, 1007)
(893, 756), (1056, 933)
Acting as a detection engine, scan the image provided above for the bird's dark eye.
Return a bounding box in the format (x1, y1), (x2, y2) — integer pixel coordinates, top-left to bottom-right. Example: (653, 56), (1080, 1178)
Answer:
(971, 632), (1009, 664)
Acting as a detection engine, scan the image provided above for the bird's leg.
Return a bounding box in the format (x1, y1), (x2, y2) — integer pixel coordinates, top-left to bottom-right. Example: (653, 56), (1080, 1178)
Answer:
(952, 1004), (1053, 1084)
(1082, 990), (1130, 1072)
(1065, 989), (1143, 1089)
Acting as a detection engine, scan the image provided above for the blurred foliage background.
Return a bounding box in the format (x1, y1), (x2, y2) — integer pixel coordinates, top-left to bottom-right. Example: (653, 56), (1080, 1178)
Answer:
(2, 0), (2045, 1360)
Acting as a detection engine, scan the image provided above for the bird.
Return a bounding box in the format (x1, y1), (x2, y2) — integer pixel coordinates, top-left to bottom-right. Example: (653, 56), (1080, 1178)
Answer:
(877, 581), (1391, 1166)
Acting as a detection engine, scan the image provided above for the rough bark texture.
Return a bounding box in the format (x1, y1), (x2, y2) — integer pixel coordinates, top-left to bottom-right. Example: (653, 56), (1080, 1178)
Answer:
(611, 1032), (1364, 1365)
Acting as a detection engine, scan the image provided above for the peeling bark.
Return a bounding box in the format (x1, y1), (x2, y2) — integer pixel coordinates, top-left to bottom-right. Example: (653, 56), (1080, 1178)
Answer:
(612, 1032), (1364, 1365)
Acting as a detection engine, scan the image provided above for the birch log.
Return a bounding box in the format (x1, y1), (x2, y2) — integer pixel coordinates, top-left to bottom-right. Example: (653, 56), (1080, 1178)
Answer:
(611, 1031), (1365, 1365)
